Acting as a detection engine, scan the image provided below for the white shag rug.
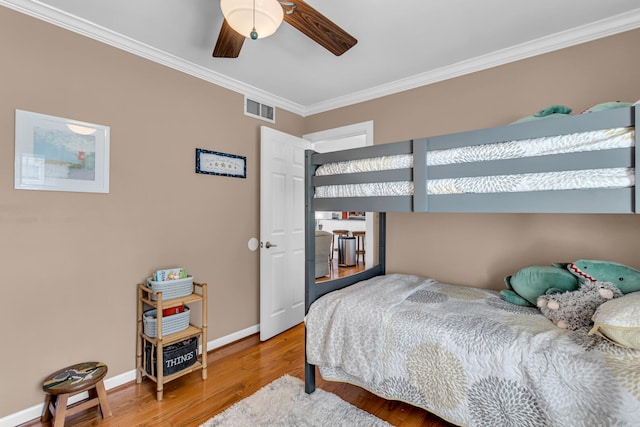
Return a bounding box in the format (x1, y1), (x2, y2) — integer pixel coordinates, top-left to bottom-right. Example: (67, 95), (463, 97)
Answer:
(200, 375), (392, 427)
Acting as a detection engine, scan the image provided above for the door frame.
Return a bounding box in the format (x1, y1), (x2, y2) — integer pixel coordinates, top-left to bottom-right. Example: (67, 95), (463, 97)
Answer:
(303, 121), (374, 266)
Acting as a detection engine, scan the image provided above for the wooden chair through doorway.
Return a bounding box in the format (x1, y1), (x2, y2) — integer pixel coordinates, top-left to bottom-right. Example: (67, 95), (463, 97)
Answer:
(352, 231), (365, 265)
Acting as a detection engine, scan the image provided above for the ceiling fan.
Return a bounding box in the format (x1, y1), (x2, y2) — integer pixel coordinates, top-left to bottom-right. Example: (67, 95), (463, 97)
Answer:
(213, 0), (357, 58)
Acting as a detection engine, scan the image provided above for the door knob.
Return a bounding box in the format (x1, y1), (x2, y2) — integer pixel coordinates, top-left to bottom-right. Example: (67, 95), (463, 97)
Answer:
(265, 241), (278, 248)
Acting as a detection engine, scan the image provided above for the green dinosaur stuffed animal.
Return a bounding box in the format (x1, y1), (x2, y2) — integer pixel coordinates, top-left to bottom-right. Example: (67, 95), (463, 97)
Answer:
(500, 259), (640, 307)
(566, 259), (640, 294)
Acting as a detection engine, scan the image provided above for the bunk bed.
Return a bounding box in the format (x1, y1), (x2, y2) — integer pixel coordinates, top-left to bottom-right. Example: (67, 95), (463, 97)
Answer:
(303, 105), (640, 426)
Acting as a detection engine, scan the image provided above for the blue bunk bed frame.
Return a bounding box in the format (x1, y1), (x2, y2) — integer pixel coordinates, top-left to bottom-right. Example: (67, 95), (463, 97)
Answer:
(304, 105), (638, 393)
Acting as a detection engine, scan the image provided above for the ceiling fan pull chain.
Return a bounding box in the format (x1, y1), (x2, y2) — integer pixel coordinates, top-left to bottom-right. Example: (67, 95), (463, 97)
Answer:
(250, 0), (258, 39)
(278, 1), (297, 15)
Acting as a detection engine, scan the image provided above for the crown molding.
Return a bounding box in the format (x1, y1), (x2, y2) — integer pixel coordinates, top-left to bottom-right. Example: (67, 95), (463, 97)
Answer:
(2, 1), (639, 117)
(304, 8), (640, 116)
(0, 0), (306, 115)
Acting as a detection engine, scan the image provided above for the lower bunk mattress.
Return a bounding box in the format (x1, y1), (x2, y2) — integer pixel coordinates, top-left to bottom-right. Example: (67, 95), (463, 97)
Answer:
(305, 274), (640, 427)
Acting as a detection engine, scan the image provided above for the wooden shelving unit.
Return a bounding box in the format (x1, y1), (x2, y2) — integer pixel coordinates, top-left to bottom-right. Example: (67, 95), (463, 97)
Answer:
(136, 281), (207, 401)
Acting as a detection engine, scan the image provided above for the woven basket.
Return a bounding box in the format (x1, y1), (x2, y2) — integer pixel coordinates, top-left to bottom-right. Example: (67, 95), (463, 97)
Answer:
(143, 307), (190, 338)
(146, 276), (193, 300)
(145, 337), (198, 376)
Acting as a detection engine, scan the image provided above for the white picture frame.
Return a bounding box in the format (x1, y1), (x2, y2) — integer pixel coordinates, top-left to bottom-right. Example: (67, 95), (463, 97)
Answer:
(14, 110), (110, 193)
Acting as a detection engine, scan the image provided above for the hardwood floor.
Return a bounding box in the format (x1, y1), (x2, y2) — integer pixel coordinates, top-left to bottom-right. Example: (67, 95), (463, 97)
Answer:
(316, 257), (366, 282)
(21, 324), (453, 427)
(21, 264), (454, 427)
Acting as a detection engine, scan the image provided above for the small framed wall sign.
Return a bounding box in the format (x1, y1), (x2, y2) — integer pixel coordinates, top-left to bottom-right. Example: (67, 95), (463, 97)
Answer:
(195, 148), (246, 179)
(14, 109), (110, 193)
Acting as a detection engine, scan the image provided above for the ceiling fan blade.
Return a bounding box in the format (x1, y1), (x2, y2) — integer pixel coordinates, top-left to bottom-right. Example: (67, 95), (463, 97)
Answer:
(283, 0), (357, 56)
(213, 19), (245, 58)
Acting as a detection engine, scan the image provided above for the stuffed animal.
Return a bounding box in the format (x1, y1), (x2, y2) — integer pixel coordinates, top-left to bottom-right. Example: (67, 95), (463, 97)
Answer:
(501, 265), (578, 307)
(537, 280), (623, 330)
(511, 104), (572, 124)
(565, 259), (640, 294)
(501, 259), (640, 306)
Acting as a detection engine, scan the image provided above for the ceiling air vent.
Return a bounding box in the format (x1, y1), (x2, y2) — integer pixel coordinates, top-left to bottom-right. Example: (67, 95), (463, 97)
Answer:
(245, 97), (275, 123)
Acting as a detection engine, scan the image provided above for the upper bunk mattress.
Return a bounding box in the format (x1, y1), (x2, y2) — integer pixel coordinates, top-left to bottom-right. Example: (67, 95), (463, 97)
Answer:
(315, 127), (633, 175)
(314, 127), (635, 198)
(315, 167), (635, 198)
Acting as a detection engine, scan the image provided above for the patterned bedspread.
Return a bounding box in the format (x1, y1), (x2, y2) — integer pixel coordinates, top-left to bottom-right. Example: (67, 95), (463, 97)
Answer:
(306, 274), (640, 427)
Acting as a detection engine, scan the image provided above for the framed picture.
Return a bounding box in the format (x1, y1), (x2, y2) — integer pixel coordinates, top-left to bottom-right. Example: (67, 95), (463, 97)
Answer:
(195, 148), (246, 179)
(348, 212), (366, 220)
(14, 110), (110, 193)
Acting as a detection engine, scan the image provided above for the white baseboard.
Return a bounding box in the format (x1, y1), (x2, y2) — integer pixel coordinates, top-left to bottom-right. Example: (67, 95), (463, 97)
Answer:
(0, 324), (259, 427)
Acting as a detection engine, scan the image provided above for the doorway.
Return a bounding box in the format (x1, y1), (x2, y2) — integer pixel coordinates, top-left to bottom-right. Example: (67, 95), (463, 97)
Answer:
(259, 121), (373, 341)
(303, 121), (374, 270)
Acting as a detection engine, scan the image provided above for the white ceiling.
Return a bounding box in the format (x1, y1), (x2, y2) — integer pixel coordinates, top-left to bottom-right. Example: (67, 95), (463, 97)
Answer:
(3, 0), (640, 116)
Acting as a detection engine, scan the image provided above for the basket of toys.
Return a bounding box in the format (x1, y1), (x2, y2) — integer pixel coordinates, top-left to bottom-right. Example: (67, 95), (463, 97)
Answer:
(146, 267), (193, 300)
(143, 306), (190, 337)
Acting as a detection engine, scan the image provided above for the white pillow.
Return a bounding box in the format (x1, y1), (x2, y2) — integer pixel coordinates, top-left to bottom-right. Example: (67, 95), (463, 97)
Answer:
(589, 291), (640, 350)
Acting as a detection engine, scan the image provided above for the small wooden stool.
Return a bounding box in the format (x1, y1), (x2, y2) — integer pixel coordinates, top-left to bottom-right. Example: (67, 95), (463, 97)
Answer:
(352, 231), (366, 264)
(41, 361), (112, 427)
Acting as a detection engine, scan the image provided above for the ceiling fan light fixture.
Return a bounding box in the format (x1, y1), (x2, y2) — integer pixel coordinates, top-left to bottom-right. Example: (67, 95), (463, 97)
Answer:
(221, 0), (284, 40)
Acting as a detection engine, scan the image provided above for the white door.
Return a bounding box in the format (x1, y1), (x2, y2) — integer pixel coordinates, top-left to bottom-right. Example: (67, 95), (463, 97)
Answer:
(260, 127), (311, 341)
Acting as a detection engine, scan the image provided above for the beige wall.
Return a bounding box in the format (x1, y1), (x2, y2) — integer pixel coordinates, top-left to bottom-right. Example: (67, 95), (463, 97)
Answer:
(305, 28), (640, 289)
(2, 2), (640, 418)
(0, 7), (304, 416)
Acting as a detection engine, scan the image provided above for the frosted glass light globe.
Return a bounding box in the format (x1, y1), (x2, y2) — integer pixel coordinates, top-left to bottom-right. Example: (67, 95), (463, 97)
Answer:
(221, 0), (284, 39)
